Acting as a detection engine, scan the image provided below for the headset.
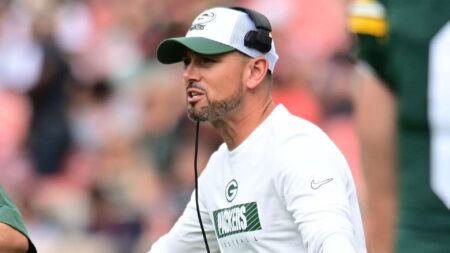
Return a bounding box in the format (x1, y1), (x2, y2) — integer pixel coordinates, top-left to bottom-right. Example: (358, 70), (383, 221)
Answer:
(230, 6), (273, 53)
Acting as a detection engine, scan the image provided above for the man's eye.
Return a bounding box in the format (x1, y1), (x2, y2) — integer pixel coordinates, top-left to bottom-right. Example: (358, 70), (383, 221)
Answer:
(200, 57), (216, 64)
(182, 57), (191, 67)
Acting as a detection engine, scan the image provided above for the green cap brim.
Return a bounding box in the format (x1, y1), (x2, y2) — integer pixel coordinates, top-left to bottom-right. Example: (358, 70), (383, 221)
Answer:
(156, 37), (235, 64)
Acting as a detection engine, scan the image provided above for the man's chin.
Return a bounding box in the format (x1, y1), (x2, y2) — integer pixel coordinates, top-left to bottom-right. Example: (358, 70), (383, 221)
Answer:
(187, 108), (208, 122)
(187, 114), (206, 122)
(188, 106), (221, 122)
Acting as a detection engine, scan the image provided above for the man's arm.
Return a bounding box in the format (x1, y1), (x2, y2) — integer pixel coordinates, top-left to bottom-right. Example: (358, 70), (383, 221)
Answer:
(278, 135), (366, 253)
(148, 190), (219, 253)
(0, 222), (29, 253)
(353, 64), (397, 253)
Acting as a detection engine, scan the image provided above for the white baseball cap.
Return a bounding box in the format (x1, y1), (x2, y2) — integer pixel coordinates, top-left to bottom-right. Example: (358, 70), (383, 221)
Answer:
(156, 7), (279, 73)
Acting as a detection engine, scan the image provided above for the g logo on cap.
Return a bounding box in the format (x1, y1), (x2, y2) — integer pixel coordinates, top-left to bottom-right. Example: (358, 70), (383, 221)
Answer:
(194, 11), (216, 24)
(225, 179), (238, 202)
(190, 11), (216, 31)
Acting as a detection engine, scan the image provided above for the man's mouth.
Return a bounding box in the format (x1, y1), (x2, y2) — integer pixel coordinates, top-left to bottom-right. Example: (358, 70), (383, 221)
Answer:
(187, 88), (205, 103)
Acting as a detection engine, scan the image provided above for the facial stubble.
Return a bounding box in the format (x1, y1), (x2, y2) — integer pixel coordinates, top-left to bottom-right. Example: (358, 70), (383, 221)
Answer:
(187, 83), (243, 122)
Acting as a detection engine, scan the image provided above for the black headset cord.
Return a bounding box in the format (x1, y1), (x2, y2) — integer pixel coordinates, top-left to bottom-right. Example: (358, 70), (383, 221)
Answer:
(194, 121), (211, 253)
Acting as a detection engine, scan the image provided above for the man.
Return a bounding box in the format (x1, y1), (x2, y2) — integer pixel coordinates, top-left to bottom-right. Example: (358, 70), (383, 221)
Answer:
(350, 0), (450, 252)
(0, 188), (37, 253)
(149, 6), (366, 252)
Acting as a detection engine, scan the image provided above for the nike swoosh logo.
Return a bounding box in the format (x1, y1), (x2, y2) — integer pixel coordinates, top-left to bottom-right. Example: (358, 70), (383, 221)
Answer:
(310, 178), (334, 190)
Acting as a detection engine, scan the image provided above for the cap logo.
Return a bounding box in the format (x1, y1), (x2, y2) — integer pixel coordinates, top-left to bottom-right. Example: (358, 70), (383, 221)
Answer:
(190, 11), (216, 31)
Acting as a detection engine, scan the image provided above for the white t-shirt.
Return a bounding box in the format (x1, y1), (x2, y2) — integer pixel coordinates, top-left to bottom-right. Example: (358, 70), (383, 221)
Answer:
(149, 105), (367, 253)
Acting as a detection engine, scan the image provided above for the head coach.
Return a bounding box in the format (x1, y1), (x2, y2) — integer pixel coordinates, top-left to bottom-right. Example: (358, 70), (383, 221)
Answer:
(148, 6), (367, 253)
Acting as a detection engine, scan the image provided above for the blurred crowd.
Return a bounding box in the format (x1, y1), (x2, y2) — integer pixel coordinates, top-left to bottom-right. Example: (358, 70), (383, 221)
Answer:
(0, 0), (362, 252)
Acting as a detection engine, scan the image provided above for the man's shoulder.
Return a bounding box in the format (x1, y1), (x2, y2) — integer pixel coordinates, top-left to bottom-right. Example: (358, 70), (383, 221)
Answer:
(271, 107), (345, 165)
(271, 106), (327, 145)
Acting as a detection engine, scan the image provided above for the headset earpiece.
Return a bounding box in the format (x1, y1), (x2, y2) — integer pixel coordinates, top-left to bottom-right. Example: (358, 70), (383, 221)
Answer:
(230, 7), (272, 53)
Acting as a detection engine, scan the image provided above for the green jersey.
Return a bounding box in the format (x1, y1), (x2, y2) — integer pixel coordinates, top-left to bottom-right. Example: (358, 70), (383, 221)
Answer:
(354, 0), (450, 252)
(0, 188), (37, 253)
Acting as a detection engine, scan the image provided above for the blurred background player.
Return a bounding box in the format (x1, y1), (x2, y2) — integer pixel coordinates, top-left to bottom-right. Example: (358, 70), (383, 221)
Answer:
(350, 0), (450, 252)
(0, 187), (37, 253)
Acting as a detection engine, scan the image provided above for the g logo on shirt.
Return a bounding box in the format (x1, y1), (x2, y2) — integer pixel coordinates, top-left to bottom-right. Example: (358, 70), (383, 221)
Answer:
(225, 179), (238, 202)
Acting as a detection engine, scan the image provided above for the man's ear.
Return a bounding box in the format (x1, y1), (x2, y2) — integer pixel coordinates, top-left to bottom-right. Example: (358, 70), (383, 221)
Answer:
(246, 56), (268, 89)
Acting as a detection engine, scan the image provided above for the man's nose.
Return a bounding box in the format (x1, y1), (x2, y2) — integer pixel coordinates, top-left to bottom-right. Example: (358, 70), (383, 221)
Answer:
(183, 62), (200, 84)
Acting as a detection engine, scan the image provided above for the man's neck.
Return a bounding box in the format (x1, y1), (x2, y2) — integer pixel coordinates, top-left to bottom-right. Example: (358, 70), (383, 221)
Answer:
(212, 99), (275, 151)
